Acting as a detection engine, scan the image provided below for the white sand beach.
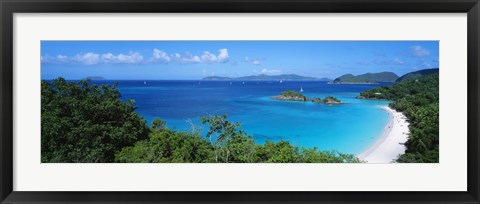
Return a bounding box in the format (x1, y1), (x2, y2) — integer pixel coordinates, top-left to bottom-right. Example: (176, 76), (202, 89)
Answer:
(357, 106), (410, 163)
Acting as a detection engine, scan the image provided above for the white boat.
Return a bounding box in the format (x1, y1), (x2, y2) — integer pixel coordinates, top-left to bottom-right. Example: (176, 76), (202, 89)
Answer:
(144, 81), (147, 85)
(242, 82), (245, 85)
(300, 86), (304, 92)
(280, 80), (283, 83)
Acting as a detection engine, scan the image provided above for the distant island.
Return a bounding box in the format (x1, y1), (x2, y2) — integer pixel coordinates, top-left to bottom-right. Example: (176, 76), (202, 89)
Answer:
(273, 90), (342, 104)
(83, 76), (105, 80)
(202, 74), (331, 81)
(330, 72), (399, 84)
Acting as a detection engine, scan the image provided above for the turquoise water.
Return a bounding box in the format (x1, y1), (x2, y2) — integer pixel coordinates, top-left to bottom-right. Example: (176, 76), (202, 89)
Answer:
(110, 80), (390, 155)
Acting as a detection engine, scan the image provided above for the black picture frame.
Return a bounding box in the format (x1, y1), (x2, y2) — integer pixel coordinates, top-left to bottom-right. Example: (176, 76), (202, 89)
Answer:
(1, 0), (479, 203)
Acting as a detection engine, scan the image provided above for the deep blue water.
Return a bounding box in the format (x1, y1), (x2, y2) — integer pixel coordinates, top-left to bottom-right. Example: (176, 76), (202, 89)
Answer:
(92, 80), (391, 155)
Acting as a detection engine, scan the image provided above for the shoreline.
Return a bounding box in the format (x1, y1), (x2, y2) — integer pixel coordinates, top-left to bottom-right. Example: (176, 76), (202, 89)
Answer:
(357, 105), (409, 163)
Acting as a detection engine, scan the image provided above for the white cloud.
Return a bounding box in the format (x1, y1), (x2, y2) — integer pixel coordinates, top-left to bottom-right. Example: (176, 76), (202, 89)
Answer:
(42, 48), (229, 66)
(119, 53), (144, 63)
(101, 52), (144, 64)
(411, 45), (430, 57)
(152, 49), (170, 62)
(217, 49), (229, 63)
(392, 58), (405, 65)
(41, 54), (70, 64)
(244, 56), (262, 65)
(200, 51), (218, 63)
(258, 68), (282, 75)
(74, 52), (100, 65)
(172, 53), (182, 61)
(199, 49), (229, 63)
(180, 53), (201, 64)
(175, 49), (228, 64)
(42, 52), (145, 65)
(56, 55), (69, 62)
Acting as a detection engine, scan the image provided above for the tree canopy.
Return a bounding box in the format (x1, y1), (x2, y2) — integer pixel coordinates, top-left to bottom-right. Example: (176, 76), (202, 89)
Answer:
(115, 114), (362, 163)
(333, 72), (399, 83)
(41, 78), (149, 163)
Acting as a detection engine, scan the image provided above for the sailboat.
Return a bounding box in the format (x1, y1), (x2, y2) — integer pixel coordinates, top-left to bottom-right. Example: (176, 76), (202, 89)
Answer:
(144, 81), (147, 85)
(280, 80), (283, 83)
(242, 81), (245, 85)
(300, 86), (304, 92)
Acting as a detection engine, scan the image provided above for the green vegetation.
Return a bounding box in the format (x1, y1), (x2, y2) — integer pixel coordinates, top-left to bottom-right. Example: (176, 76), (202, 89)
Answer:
(198, 114), (256, 163)
(115, 119), (214, 163)
(280, 90), (306, 98)
(332, 72), (399, 84)
(116, 114), (361, 163)
(41, 78), (149, 163)
(359, 73), (439, 163)
(311, 96), (341, 104)
(273, 90), (308, 101)
(42, 78), (361, 163)
(322, 96), (341, 104)
(274, 91), (343, 105)
(395, 68), (438, 82)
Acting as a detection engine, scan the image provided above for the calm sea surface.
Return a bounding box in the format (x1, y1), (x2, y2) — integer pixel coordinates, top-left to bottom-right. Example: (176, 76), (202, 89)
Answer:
(91, 80), (391, 155)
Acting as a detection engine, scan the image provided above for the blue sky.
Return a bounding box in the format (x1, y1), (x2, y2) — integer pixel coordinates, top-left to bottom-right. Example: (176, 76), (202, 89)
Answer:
(41, 41), (439, 80)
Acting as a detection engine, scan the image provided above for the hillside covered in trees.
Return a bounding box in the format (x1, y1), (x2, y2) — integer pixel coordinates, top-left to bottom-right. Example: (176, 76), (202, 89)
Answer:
(332, 72), (399, 84)
(42, 78), (361, 163)
(359, 71), (439, 163)
(395, 68), (438, 82)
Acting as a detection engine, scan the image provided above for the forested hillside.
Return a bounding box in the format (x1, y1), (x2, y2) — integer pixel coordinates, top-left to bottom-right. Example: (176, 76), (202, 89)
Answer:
(333, 72), (399, 84)
(359, 73), (439, 162)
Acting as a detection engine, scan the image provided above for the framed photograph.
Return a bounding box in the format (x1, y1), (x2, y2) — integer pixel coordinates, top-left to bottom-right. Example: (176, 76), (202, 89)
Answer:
(1, 0), (479, 203)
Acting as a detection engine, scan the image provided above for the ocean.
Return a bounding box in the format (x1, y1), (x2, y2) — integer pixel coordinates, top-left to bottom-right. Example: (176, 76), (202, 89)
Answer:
(96, 80), (391, 155)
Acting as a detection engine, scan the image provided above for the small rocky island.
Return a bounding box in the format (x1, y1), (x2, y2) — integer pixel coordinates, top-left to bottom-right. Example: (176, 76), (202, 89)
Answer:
(273, 90), (308, 101)
(311, 96), (342, 104)
(273, 90), (342, 104)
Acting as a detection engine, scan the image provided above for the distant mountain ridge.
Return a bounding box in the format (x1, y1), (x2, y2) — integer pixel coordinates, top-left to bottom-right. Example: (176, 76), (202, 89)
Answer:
(331, 72), (399, 84)
(396, 68), (439, 82)
(202, 74), (331, 81)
